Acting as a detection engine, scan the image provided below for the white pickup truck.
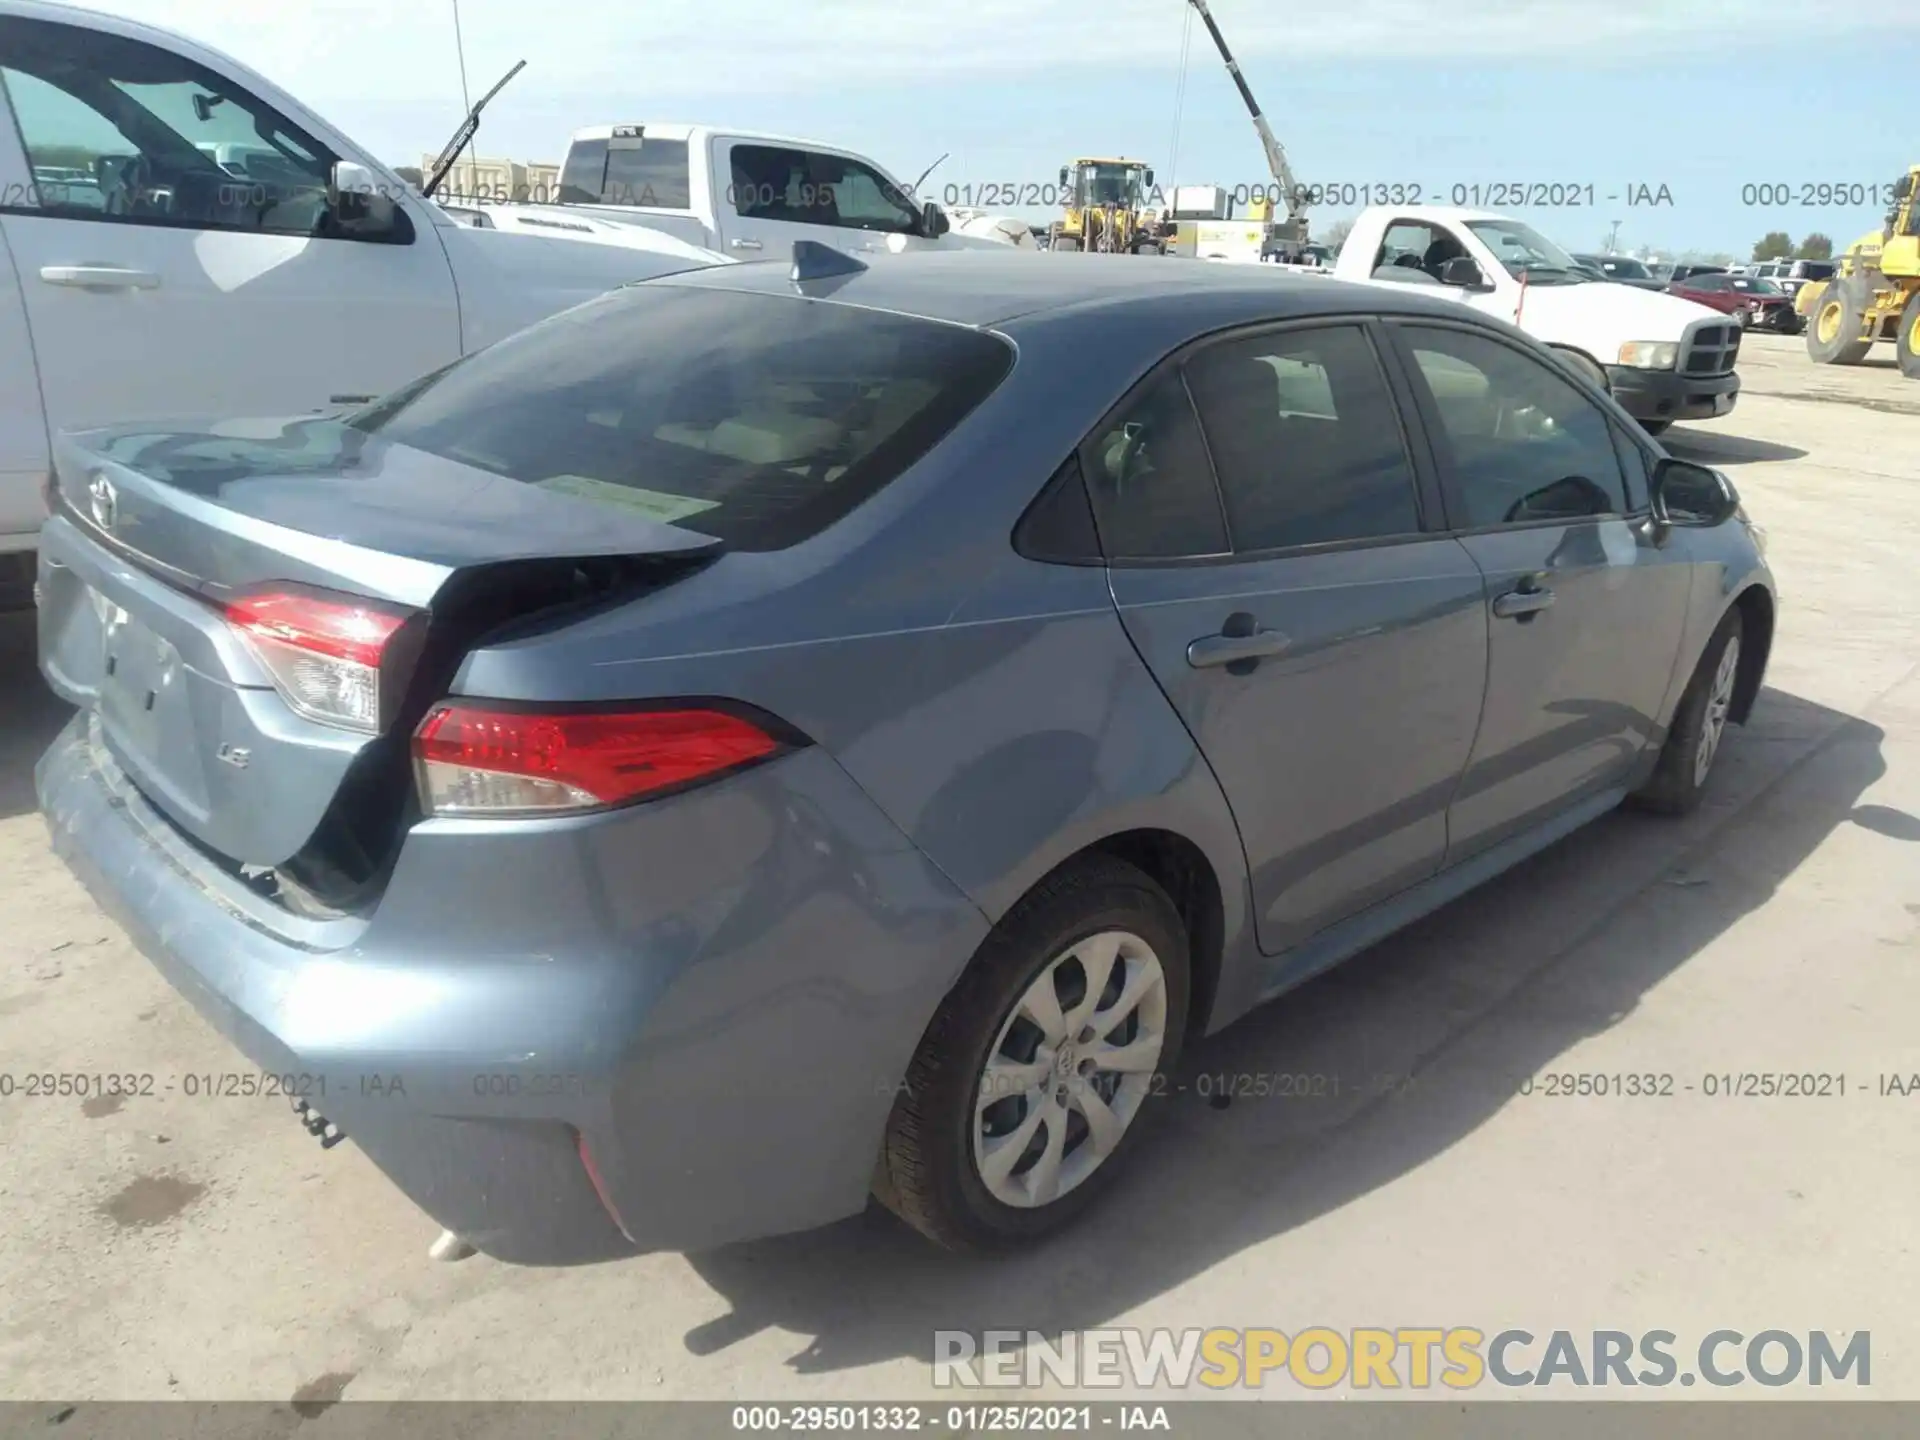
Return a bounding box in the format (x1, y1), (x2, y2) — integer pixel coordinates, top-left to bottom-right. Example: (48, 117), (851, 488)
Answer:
(1332, 205), (1741, 435)
(474, 124), (1036, 259)
(0, 1), (731, 588)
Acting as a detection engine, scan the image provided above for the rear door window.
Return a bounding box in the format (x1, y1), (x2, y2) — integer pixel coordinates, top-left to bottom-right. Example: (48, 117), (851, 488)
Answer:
(1182, 325), (1422, 553)
(350, 286), (1014, 551)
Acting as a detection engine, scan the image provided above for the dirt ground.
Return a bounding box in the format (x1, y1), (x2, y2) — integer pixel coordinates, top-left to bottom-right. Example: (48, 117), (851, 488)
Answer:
(1, 330), (1916, 1404)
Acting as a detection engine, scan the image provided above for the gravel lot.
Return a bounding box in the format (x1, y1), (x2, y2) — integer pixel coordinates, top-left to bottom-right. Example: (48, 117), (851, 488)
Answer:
(1, 331), (1917, 1404)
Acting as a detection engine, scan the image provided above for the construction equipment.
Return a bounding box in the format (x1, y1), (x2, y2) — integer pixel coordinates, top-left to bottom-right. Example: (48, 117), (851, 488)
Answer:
(1049, 158), (1166, 254)
(1184, 0), (1310, 261)
(1797, 167), (1920, 378)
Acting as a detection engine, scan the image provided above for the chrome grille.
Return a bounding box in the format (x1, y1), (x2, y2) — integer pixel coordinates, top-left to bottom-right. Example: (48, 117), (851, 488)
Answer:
(1683, 321), (1740, 376)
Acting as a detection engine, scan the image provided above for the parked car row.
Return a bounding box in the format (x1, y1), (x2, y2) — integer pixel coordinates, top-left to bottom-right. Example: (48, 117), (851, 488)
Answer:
(1567, 250), (1812, 334)
(1570, 252), (1667, 290)
(1743, 257), (1838, 302)
(1669, 270), (1806, 333)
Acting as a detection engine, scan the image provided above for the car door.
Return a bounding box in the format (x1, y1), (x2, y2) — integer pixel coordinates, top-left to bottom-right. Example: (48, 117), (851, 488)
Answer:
(0, 125), (49, 550)
(1097, 319), (1490, 960)
(712, 137), (924, 258)
(0, 14), (460, 432)
(1385, 319), (1693, 862)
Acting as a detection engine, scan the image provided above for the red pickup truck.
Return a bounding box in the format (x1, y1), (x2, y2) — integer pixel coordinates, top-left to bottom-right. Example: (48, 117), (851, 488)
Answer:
(1667, 272), (1804, 334)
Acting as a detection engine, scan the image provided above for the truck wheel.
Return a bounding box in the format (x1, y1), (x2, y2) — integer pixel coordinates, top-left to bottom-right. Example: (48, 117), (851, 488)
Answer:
(1807, 275), (1874, 365)
(1639, 420), (1672, 437)
(1897, 292), (1920, 380)
(873, 855), (1189, 1252)
(1630, 607), (1744, 816)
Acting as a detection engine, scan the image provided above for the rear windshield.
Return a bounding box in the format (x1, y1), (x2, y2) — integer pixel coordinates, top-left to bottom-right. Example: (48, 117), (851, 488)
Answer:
(348, 286), (1015, 551)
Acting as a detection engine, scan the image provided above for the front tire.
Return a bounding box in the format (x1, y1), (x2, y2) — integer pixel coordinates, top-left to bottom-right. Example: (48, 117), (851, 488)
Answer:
(1807, 274), (1874, 365)
(874, 856), (1190, 1252)
(1630, 608), (1745, 815)
(1897, 291), (1920, 380)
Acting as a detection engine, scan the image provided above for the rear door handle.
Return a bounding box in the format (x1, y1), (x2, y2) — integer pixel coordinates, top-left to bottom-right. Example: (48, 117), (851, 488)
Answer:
(1492, 585), (1555, 619)
(729, 238), (763, 251)
(40, 264), (160, 291)
(1187, 623), (1291, 669)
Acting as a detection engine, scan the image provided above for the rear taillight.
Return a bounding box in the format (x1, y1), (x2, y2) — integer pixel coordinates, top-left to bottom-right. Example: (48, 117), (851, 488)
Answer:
(225, 587), (418, 734)
(411, 702), (795, 818)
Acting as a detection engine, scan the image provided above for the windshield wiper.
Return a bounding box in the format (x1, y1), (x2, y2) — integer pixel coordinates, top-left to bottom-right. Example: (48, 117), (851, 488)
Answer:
(422, 59), (528, 200)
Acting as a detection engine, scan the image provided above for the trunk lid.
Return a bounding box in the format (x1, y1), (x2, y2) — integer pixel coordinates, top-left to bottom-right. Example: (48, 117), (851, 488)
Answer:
(39, 416), (720, 881)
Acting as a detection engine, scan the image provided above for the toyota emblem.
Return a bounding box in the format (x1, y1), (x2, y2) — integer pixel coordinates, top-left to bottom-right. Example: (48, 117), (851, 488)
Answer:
(88, 472), (117, 531)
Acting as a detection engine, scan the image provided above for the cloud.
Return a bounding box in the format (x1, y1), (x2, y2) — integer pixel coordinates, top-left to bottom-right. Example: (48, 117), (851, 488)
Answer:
(87, 0), (1918, 172)
(106, 0), (1918, 106)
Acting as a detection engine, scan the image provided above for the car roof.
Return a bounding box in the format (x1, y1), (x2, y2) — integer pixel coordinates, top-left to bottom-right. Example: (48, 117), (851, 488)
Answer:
(651, 248), (1498, 332)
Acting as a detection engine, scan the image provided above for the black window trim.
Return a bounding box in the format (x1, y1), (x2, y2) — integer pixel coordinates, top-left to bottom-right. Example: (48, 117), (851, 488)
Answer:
(1011, 451), (1105, 567)
(0, 16), (412, 246)
(1051, 312), (1449, 571)
(1374, 216), (1445, 274)
(1607, 420), (1659, 520)
(1380, 315), (1643, 539)
(723, 139), (919, 236)
(1072, 355), (1232, 566)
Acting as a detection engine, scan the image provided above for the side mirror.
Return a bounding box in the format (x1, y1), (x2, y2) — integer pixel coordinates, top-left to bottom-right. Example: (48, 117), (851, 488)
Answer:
(1143, 168), (1155, 189)
(1651, 457), (1741, 527)
(1440, 255), (1491, 290)
(922, 200), (950, 238)
(330, 159), (401, 238)
(1058, 166), (1070, 187)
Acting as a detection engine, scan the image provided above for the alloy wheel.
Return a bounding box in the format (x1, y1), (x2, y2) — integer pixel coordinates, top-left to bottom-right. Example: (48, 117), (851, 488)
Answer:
(1694, 635), (1742, 787)
(971, 931), (1168, 1209)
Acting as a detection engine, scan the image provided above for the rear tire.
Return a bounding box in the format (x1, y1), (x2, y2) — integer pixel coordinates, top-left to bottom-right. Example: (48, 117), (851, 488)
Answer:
(1897, 291), (1920, 380)
(874, 856), (1190, 1252)
(1807, 274), (1875, 365)
(1630, 608), (1745, 816)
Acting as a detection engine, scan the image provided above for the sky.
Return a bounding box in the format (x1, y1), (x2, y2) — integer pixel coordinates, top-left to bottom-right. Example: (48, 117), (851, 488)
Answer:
(100, 0), (1920, 258)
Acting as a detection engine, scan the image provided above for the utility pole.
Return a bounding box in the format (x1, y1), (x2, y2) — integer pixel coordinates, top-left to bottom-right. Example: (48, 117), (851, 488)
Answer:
(1604, 219), (1622, 254)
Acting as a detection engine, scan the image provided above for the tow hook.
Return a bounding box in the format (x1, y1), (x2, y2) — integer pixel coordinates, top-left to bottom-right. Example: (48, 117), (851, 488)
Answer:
(290, 1094), (346, 1149)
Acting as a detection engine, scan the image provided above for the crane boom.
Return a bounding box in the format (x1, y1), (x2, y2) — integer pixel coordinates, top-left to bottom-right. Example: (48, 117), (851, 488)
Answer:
(1183, 0), (1308, 248)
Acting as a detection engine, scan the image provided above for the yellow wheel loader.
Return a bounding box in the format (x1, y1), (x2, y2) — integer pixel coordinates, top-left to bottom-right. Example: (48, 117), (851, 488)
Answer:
(1048, 159), (1168, 254)
(1797, 167), (1920, 378)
